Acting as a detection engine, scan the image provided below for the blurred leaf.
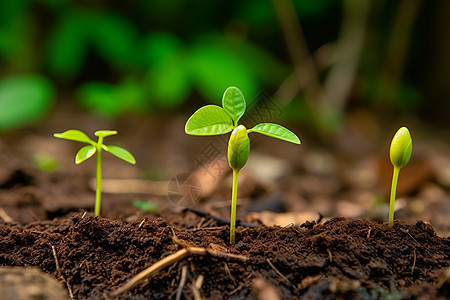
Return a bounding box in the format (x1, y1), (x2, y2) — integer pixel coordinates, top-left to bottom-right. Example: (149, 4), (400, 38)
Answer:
(0, 75), (54, 130)
(32, 153), (61, 172)
(188, 43), (259, 105)
(77, 82), (118, 117)
(133, 200), (158, 212)
(147, 57), (191, 109)
(239, 0), (277, 29)
(77, 80), (146, 118)
(0, 0), (29, 26)
(91, 14), (137, 67)
(140, 32), (182, 67)
(46, 11), (87, 78)
(142, 33), (190, 109)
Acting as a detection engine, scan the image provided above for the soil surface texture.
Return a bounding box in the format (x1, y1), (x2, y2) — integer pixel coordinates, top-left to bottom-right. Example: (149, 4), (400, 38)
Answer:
(0, 213), (449, 300)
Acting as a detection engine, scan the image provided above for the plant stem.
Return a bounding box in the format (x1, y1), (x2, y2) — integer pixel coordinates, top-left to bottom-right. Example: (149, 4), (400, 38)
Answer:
(230, 169), (239, 245)
(388, 166), (400, 228)
(94, 136), (104, 217)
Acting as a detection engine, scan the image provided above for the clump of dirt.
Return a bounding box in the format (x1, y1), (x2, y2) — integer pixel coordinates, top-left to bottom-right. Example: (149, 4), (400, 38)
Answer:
(0, 214), (448, 299)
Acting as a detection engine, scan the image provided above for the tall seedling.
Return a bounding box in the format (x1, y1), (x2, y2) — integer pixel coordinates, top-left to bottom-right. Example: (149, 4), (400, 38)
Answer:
(388, 127), (412, 228)
(185, 87), (300, 244)
(54, 130), (136, 217)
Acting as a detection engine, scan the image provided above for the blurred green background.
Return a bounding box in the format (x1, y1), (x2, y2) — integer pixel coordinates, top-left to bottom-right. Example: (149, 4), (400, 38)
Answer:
(0, 0), (449, 136)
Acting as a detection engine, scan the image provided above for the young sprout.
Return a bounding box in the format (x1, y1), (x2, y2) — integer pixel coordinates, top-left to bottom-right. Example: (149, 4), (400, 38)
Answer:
(185, 87), (300, 244)
(388, 127), (412, 228)
(54, 129), (136, 217)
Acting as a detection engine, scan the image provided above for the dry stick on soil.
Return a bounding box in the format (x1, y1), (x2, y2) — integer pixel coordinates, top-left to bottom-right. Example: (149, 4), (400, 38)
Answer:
(51, 246), (74, 300)
(0, 208), (13, 222)
(266, 258), (295, 289)
(175, 265), (188, 300)
(411, 248), (417, 273)
(111, 238), (249, 297)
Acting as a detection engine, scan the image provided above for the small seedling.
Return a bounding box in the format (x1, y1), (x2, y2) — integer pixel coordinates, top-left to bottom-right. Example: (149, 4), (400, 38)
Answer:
(54, 129), (136, 217)
(388, 126), (412, 228)
(185, 87), (300, 244)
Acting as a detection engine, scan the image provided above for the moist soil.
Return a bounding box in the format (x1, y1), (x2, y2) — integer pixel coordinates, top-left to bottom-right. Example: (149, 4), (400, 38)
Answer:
(1, 214), (449, 300)
(0, 110), (449, 299)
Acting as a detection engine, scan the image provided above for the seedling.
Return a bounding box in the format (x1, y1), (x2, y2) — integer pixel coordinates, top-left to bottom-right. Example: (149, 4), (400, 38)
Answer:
(388, 127), (412, 228)
(185, 87), (300, 244)
(54, 129), (136, 217)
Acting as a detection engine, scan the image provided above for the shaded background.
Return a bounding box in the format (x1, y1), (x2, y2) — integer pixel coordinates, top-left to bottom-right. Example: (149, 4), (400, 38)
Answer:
(0, 0), (449, 235)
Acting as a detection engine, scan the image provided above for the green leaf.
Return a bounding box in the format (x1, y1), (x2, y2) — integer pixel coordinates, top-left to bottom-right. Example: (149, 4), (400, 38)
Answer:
(103, 145), (136, 164)
(75, 145), (96, 164)
(185, 105), (234, 135)
(228, 125), (250, 171)
(222, 86), (246, 124)
(94, 130), (118, 138)
(248, 123), (301, 144)
(0, 75), (55, 131)
(54, 129), (94, 144)
(390, 127), (412, 169)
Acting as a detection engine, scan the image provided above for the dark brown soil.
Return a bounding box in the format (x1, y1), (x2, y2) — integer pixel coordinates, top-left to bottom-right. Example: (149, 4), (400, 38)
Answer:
(1, 107), (449, 299)
(1, 213), (449, 299)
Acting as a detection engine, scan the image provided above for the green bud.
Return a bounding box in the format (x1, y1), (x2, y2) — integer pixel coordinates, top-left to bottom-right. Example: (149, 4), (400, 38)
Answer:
(390, 127), (412, 169)
(228, 125), (250, 171)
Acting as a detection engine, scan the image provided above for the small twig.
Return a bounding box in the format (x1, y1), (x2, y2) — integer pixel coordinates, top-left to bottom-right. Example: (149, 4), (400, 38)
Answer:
(175, 265), (188, 300)
(81, 211), (87, 219)
(196, 217), (206, 229)
(366, 228), (371, 239)
(138, 219), (146, 228)
(266, 258), (294, 288)
(327, 249), (333, 263)
(111, 243), (248, 297)
(224, 262), (236, 285)
(187, 226), (224, 232)
(0, 208), (13, 222)
(52, 246), (74, 300)
(411, 248), (417, 273)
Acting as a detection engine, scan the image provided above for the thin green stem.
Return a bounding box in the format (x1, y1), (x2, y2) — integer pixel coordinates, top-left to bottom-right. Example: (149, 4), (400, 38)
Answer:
(230, 168), (239, 245)
(94, 137), (104, 217)
(388, 166), (400, 228)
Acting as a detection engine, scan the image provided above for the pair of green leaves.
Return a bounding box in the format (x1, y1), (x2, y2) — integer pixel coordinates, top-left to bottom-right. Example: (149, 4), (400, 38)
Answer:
(53, 129), (136, 165)
(185, 86), (300, 171)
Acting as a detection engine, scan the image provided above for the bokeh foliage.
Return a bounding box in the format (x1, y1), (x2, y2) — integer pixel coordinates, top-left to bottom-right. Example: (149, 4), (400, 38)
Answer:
(0, 0), (447, 132)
